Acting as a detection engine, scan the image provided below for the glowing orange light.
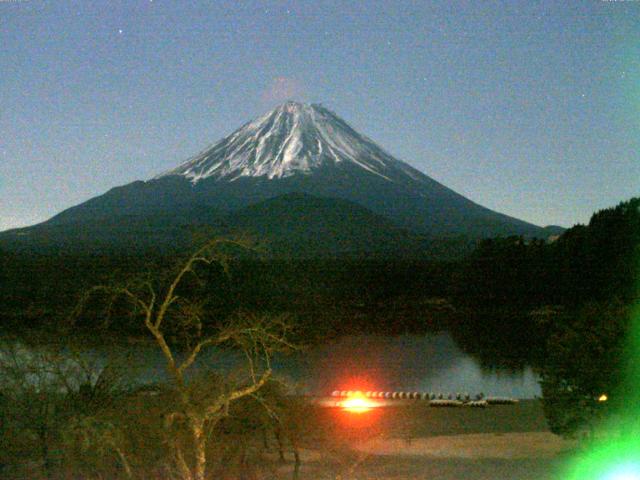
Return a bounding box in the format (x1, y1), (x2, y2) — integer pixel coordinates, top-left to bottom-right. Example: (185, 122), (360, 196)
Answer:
(598, 393), (608, 402)
(339, 392), (375, 413)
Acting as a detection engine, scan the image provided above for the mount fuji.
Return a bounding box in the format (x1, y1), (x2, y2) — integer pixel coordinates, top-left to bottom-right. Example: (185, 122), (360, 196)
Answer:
(1, 102), (553, 256)
(157, 101), (429, 184)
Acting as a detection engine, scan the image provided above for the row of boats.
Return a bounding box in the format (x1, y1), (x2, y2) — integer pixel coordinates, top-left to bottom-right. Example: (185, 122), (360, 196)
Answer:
(329, 390), (519, 407)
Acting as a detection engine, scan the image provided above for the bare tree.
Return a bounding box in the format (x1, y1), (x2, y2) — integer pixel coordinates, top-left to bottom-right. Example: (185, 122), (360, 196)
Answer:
(77, 239), (295, 480)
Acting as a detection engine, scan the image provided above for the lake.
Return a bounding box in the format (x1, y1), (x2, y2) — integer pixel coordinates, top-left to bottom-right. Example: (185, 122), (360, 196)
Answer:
(279, 333), (541, 398)
(1, 332), (541, 399)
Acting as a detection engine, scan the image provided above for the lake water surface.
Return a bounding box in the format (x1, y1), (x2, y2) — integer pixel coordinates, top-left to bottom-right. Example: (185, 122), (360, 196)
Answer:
(3, 332), (541, 399)
(280, 333), (541, 398)
(84, 332), (541, 398)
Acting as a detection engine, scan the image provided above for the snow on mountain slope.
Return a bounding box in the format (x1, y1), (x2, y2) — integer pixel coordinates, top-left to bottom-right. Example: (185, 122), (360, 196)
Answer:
(157, 101), (424, 184)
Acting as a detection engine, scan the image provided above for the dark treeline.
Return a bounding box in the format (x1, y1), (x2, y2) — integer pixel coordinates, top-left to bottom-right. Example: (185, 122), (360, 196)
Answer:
(0, 248), (457, 343)
(461, 197), (640, 307)
(1, 198), (638, 367)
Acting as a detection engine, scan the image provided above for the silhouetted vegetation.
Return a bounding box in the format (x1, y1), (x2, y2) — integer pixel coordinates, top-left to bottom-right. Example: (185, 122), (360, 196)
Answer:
(0, 338), (307, 479)
(1, 240), (303, 479)
(538, 300), (629, 438)
(461, 197), (639, 307)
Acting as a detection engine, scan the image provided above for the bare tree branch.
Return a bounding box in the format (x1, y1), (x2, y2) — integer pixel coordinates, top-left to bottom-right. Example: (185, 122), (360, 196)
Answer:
(177, 338), (217, 376)
(70, 237), (296, 480)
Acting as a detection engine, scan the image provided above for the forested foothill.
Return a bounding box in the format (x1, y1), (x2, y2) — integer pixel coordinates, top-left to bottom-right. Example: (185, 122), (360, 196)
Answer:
(1, 197), (638, 446)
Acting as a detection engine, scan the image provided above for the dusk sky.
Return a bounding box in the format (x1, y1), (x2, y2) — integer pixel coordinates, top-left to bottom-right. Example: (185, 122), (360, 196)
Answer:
(1, 0), (638, 231)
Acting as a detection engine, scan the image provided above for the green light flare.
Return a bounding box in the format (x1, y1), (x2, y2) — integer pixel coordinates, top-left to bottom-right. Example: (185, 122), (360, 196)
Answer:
(602, 463), (640, 480)
(560, 263), (640, 479)
(562, 436), (640, 480)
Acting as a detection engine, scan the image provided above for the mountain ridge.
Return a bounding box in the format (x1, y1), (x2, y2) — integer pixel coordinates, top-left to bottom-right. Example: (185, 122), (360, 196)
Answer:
(1, 101), (556, 256)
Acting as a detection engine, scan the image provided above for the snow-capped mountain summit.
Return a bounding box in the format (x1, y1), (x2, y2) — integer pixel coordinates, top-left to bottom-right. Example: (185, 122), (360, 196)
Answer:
(158, 101), (422, 184)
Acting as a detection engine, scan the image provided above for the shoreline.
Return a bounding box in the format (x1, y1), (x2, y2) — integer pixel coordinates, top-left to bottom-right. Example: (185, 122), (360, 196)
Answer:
(285, 400), (575, 479)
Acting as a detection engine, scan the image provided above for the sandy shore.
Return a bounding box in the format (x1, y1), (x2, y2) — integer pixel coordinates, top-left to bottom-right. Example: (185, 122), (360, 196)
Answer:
(282, 400), (577, 479)
(354, 431), (574, 460)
